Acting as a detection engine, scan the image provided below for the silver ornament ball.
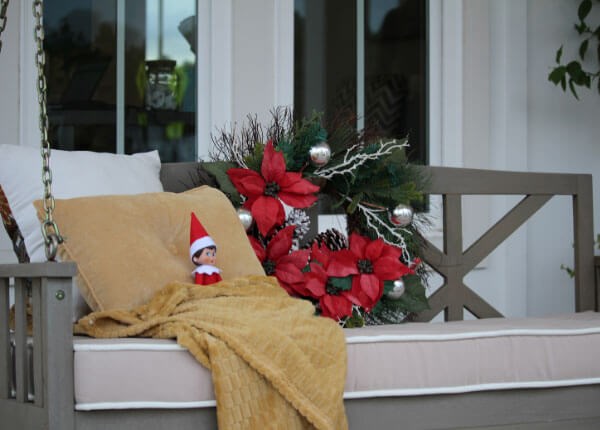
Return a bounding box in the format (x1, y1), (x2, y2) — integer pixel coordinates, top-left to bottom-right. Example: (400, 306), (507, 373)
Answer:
(386, 279), (406, 300)
(309, 141), (332, 167)
(389, 204), (414, 227)
(237, 208), (253, 232)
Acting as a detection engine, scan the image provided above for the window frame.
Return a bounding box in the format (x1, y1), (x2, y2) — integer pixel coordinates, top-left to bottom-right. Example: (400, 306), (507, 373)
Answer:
(19, 0), (457, 163)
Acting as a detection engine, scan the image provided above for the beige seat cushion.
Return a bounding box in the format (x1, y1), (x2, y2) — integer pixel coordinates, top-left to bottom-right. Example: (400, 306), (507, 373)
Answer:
(73, 312), (600, 410)
(35, 186), (264, 311)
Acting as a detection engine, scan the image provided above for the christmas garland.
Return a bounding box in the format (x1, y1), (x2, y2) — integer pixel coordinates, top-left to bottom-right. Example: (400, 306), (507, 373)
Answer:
(199, 108), (429, 326)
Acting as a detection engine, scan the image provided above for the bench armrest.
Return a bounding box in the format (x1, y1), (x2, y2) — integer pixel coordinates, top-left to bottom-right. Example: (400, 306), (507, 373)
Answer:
(0, 262), (76, 429)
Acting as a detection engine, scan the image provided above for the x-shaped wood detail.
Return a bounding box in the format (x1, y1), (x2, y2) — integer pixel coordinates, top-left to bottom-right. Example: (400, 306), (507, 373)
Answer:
(415, 194), (553, 322)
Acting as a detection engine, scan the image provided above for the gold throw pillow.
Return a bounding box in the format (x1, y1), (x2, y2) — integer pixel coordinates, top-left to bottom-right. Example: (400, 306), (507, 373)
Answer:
(35, 186), (264, 311)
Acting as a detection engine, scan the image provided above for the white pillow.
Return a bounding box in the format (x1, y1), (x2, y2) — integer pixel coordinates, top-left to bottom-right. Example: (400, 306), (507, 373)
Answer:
(0, 144), (164, 318)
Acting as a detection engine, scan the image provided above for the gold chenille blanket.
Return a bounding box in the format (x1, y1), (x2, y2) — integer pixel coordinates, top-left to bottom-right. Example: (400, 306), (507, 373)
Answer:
(74, 275), (348, 430)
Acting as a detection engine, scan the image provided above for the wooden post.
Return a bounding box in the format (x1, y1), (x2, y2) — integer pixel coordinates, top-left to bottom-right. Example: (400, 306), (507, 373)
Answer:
(0, 276), (9, 399)
(573, 175), (596, 311)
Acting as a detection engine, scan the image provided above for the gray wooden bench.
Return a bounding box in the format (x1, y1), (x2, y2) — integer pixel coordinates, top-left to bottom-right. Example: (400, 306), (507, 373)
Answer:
(1, 164), (598, 429)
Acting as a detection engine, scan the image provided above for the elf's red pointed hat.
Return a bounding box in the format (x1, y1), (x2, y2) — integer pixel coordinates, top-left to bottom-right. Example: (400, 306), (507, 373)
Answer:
(189, 213), (216, 260)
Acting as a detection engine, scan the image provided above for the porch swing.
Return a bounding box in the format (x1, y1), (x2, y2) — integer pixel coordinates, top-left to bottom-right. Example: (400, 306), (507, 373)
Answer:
(2, 1), (600, 429)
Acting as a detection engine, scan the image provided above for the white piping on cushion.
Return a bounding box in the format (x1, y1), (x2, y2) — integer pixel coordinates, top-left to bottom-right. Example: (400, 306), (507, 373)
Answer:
(73, 326), (600, 352)
(75, 400), (217, 411)
(342, 377), (600, 399)
(74, 342), (186, 352)
(345, 327), (600, 344)
(75, 377), (600, 410)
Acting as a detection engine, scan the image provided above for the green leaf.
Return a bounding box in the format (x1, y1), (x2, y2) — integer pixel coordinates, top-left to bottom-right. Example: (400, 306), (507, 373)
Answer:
(395, 275), (429, 314)
(344, 311), (365, 328)
(566, 61), (587, 86)
(560, 264), (575, 279)
(575, 21), (587, 34)
(370, 182), (422, 208)
(561, 75), (567, 91)
(244, 142), (265, 172)
(347, 192), (363, 215)
(329, 276), (352, 292)
(201, 161), (241, 206)
(579, 39), (589, 60)
(578, 0), (592, 21)
(566, 60), (583, 76)
(548, 66), (566, 85)
(555, 45), (563, 63)
(569, 78), (581, 100)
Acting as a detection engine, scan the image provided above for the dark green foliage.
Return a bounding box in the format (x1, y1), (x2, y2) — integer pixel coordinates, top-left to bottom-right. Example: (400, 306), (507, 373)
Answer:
(198, 161), (241, 206)
(243, 142), (265, 173)
(208, 107), (431, 324)
(548, 0), (600, 99)
(278, 111), (328, 171)
(328, 276), (352, 292)
(344, 310), (366, 328)
(368, 274), (429, 324)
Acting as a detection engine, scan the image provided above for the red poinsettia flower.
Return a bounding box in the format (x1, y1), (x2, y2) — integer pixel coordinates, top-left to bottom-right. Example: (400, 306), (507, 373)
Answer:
(304, 243), (354, 320)
(248, 226), (310, 295)
(328, 233), (413, 311)
(227, 140), (321, 236)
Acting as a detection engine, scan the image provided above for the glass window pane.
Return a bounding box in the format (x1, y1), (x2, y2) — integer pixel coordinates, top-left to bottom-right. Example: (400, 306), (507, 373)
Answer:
(124, 0), (197, 161)
(44, 0), (197, 162)
(365, 0), (427, 164)
(294, 0), (357, 126)
(45, 0), (117, 153)
(294, 0), (426, 164)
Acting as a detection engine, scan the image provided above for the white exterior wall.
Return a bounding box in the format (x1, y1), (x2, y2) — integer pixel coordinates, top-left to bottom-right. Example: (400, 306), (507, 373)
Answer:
(0, 0), (20, 263)
(459, 0), (531, 317)
(231, 0), (293, 124)
(460, 0), (600, 316)
(526, 0), (600, 315)
(0, 0), (598, 317)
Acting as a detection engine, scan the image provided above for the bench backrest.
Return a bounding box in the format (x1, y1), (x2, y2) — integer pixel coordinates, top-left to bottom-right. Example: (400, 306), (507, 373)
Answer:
(160, 163), (598, 321)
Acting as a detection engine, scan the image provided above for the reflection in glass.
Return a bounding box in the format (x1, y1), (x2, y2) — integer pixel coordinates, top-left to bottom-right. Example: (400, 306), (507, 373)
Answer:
(294, 0), (357, 127)
(44, 0), (197, 162)
(294, 0), (426, 164)
(124, 0), (196, 161)
(45, 0), (117, 153)
(365, 0), (426, 164)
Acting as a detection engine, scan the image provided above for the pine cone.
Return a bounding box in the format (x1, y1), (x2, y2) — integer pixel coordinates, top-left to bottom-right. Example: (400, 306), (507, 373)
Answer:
(311, 228), (348, 251)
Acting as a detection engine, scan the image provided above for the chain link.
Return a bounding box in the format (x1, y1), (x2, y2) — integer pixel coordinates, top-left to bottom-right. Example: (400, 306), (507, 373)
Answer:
(33, 0), (64, 261)
(0, 0), (9, 54)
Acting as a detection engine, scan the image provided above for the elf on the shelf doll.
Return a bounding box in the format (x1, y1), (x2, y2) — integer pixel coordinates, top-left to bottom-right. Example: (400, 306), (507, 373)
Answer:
(189, 212), (222, 285)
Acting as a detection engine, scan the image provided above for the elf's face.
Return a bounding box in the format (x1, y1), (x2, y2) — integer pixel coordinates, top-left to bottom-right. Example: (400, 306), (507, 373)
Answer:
(194, 247), (217, 266)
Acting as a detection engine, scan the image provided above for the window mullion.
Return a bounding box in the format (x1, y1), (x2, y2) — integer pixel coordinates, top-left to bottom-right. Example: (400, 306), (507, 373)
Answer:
(356, 0), (365, 131)
(116, 0), (126, 154)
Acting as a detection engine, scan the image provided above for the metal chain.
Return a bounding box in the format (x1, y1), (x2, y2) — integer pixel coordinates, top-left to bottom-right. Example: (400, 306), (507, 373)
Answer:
(0, 0), (9, 54)
(33, 0), (64, 261)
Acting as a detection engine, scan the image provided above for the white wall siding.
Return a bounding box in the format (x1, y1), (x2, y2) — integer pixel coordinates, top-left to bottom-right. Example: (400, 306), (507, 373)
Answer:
(460, 0), (599, 317)
(0, 0), (20, 263)
(232, 0), (275, 125)
(526, 0), (600, 315)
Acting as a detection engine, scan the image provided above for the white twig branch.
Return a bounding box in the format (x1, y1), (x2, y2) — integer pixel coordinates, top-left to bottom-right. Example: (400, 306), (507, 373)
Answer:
(354, 201), (413, 262)
(232, 140), (248, 169)
(314, 139), (409, 180)
(339, 305), (364, 327)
